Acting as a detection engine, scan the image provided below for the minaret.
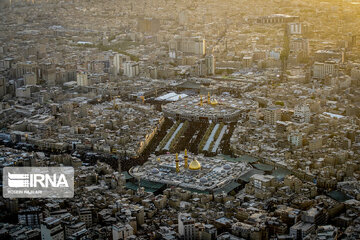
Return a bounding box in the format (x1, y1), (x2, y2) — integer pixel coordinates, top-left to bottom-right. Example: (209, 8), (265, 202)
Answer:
(176, 153), (180, 173)
(184, 149), (188, 169)
(208, 92), (210, 103)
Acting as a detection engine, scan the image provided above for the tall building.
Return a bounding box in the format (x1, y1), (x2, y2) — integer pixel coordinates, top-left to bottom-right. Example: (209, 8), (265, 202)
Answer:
(40, 217), (64, 240)
(313, 61), (338, 79)
(137, 18), (160, 34)
(288, 131), (303, 148)
(301, 207), (328, 225)
(178, 213), (195, 240)
(169, 36), (206, 56)
(293, 104), (311, 123)
(76, 72), (89, 86)
(18, 207), (43, 227)
(40, 63), (56, 86)
(123, 61), (139, 78)
(197, 59), (207, 76)
(78, 208), (92, 228)
(290, 38), (309, 55)
(15, 61), (38, 79)
(5, 198), (18, 214)
(205, 55), (215, 75)
(112, 223), (133, 240)
(242, 56), (252, 68)
(288, 22), (303, 35)
(112, 53), (130, 76)
(195, 223), (217, 240)
(24, 72), (37, 85)
(197, 55), (216, 76)
(246, 174), (277, 200)
(264, 107), (281, 125)
(289, 221), (315, 240)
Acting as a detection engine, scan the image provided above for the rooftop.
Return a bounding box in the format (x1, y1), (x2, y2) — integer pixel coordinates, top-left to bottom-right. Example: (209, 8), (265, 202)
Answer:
(162, 95), (257, 122)
(129, 152), (251, 193)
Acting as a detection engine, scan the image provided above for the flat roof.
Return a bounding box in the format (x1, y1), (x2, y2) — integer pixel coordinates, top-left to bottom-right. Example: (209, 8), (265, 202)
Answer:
(327, 190), (352, 202)
(125, 179), (165, 193)
(223, 155), (258, 163)
(214, 181), (240, 194)
(253, 163), (274, 172)
(272, 168), (291, 180)
(155, 92), (185, 101)
(239, 169), (265, 183)
(130, 152), (251, 193)
(122, 171), (133, 180)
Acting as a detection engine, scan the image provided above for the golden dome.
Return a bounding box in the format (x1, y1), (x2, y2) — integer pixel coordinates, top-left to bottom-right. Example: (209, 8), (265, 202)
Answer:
(188, 158), (201, 170)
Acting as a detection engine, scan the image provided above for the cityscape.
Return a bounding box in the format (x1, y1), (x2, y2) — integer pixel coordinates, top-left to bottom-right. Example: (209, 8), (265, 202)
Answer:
(0, 0), (360, 239)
